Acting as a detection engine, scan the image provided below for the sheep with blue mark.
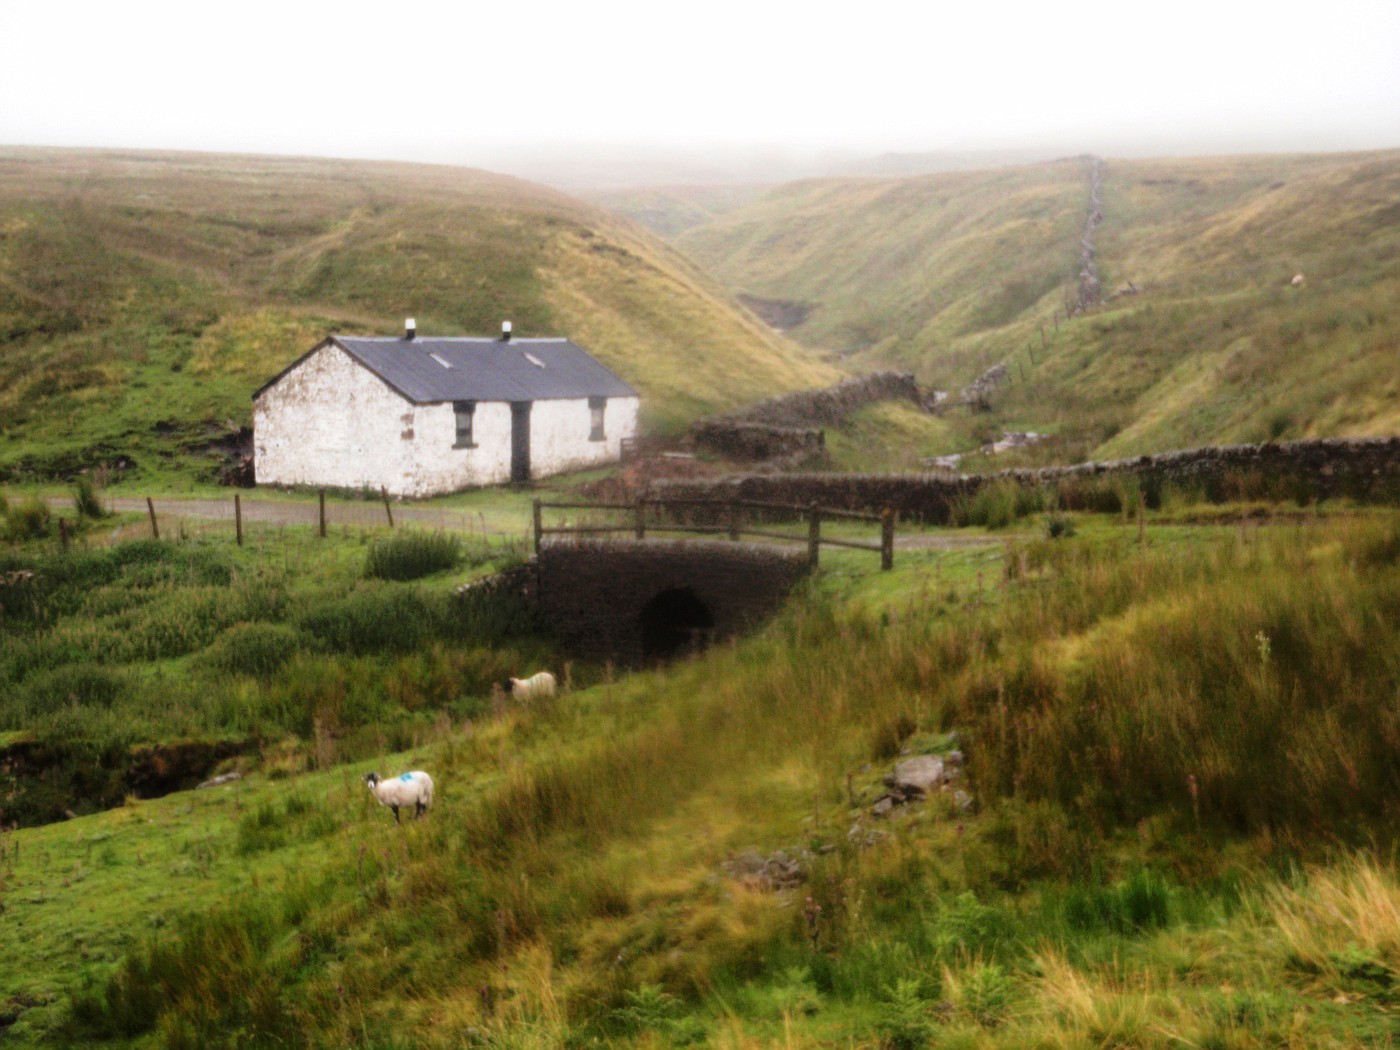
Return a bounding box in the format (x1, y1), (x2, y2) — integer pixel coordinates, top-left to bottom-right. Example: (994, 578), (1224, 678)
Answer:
(502, 671), (557, 703)
(364, 770), (434, 823)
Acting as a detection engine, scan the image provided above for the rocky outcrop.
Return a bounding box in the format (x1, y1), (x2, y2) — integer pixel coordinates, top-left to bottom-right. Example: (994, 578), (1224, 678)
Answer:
(957, 364), (1009, 410)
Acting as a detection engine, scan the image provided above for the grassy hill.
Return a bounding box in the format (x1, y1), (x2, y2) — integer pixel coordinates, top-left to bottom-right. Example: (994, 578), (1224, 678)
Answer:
(7, 496), (1400, 1046)
(579, 183), (768, 238)
(0, 148), (838, 485)
(675, 150), (1400, 461)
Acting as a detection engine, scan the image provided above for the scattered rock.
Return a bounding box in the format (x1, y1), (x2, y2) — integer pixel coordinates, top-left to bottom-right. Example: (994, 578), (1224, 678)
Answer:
(722, 847), (808, 890)
(867, 747), (973, 819)
(886, 755), (947, 798)
(848, 821), (890, 848)
(197, 770), (243, 790)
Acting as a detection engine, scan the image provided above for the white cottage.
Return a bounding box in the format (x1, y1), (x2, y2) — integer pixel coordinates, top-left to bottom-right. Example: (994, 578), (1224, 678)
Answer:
(253, 322), (640, 497)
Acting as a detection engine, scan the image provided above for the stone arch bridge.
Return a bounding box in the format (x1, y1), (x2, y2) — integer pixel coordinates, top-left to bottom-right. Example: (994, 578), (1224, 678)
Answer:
(533, 538), (811, 665)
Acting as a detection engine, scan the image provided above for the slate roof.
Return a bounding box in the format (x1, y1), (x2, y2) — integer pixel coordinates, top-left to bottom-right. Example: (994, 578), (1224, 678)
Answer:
(257, 336), (638, 404)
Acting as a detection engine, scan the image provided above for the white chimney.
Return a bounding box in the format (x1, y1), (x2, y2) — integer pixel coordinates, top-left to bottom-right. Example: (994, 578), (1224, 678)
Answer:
(500, 320), (512, 342)
(404, 317), (416, 340)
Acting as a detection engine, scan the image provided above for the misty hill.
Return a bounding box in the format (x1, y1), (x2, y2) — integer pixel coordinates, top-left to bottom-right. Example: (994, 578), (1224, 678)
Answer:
(676, 150), (1400, 458)
(0, 148), (837, 483)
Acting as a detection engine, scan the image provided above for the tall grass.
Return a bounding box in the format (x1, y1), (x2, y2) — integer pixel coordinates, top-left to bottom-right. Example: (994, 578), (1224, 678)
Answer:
(0, 534), (551, 826)
(63, 513), (1400, 1045)
(364, 529), (463, 581)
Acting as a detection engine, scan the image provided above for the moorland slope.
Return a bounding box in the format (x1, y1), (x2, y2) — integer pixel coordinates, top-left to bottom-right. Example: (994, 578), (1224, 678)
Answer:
(676, 150), (1400, 459)
(0, 148), (838, 483)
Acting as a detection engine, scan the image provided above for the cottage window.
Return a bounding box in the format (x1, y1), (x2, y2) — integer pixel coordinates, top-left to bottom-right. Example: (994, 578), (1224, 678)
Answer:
(589, 397), (606, 441)
(453, 401), (476, 448)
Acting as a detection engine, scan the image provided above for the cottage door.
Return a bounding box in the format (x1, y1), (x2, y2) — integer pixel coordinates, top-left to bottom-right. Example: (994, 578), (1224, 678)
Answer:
(510, 401), (532, 482)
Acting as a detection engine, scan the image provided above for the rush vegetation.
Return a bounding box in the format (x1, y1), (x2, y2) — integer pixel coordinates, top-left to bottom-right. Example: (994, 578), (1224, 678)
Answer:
(0, 148), (836, 486)
(4, 485), (1400, 1047)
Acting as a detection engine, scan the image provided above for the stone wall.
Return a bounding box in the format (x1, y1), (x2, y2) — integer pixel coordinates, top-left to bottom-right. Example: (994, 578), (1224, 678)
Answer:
(690, 420), (826, 464)
(721, 370), (931, 427)
(691, 371), (933, 464)
(534, 537), (810, 665)
(649, 437), (1400, 524)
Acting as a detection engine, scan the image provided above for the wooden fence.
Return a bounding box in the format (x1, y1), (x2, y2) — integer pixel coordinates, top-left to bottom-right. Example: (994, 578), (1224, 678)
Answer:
(533, 496), (895, 570)
(58, 488), (509, 549)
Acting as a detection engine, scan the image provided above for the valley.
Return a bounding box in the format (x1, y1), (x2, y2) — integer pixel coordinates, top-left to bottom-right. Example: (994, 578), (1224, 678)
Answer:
(1, 143), (1399, 1048)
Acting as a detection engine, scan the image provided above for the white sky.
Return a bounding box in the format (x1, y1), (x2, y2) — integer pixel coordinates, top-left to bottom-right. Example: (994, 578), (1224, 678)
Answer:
(2, 0), (1398, 181)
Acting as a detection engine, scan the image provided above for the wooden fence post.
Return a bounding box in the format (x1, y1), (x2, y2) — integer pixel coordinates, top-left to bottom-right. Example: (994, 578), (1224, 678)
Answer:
(146, 497), (159, 540)
(532, 498), (542, 555)
(318, 490), (326, 538)
(881, 506), (894, 571)
(807, 502), (821, 569)
(381, 488), (394, 529)
(634, 496), (646, 539)
(235, 493), (243, 547)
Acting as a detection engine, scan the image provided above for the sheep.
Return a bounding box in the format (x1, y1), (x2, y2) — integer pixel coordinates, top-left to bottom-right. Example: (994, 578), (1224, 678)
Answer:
(364, 770), (434, 823)
(502, 671), (557, 703)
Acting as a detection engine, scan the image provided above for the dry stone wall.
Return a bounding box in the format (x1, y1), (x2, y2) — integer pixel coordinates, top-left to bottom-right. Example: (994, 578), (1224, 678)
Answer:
(650, 437), (1400, 524)
(691, 371), (934, 463)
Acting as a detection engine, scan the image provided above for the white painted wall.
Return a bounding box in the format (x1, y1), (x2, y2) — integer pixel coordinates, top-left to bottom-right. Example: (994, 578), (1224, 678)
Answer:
(255, 344), (640, 498)
(254, 343), (415, 493)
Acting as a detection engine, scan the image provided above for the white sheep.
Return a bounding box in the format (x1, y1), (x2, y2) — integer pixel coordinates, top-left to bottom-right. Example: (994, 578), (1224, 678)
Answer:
(502, 671), (557, 703)
(364, 770), (434, 823)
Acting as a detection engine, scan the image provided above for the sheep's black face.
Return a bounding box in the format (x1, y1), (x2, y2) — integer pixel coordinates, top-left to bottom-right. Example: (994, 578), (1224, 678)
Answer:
(364, 772), (381, 787)
(499, 678), (514, 693)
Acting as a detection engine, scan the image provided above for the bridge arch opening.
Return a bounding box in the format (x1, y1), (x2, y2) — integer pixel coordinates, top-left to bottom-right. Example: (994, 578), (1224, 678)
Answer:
(639, 587), (715, 661)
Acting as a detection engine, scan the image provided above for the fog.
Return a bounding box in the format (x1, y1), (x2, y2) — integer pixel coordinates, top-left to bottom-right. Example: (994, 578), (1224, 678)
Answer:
(1, 0), (1396, 188)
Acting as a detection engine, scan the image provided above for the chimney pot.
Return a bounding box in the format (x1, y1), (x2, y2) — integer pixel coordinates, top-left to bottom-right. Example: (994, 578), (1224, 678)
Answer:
(500, 320), (512, 342)
(405, 318), (416, 340)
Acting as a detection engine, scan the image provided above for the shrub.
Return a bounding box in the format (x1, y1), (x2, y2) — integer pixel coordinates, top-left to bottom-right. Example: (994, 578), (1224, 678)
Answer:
(4, 494), (51, 541)
(877, 977), (940, 1050)
(954, 481), (1031, 529)
(5, 664), (131, 725)
(944, 961), (1017, 1027)
(200, 622), (306, 678)
(73, 477), (108, 520)
(365, 530), (462, 581)
(930, 891), (1020, 961)
(1060, 869), (1175, 935)
(297, 584), (459, 654)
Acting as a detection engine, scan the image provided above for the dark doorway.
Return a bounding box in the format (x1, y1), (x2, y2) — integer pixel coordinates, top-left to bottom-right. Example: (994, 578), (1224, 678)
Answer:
(510, 401), (532, 482)
(639, 587), (716, 661)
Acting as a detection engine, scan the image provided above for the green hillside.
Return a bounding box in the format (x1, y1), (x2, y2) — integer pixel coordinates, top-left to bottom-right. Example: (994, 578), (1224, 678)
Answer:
(676, 151), (1400, 460)
(580, 183), (767, 238)
(0, 148), (838, 484)
(8, 500), (1400, 1046)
